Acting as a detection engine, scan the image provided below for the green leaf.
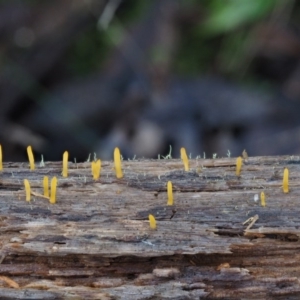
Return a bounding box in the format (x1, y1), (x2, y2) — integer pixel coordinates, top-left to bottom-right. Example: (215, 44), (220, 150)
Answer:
(202, 0), (275, 35)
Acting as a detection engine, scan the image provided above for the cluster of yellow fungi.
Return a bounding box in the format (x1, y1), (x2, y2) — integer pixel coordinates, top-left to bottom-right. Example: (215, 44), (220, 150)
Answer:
(236, 157), (290, 208)
(0, 145), (292, 228)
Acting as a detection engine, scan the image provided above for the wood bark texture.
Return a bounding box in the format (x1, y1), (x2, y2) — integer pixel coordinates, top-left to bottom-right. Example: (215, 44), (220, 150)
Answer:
(0, 156), (300, 299)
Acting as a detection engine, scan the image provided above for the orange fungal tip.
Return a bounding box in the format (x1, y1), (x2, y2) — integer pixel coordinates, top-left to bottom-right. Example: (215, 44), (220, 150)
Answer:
(167, 181), (173, 206)
(50, 176), (57, 204)
(260, 192), (266, 207)
(180, 147), (189, 171)
(43, 176), (49, 198)
(236, 156), (242, 176)
(0, 144), (2, 171)
(62, 151), (69, 177)
(114, 147), (123, 179)
(24, 179), (31, 202)
(92, 159), (101, 180)
(149, 214), (156, 230)
(27, 145), (35, 170)
(283, 168), (289, 193)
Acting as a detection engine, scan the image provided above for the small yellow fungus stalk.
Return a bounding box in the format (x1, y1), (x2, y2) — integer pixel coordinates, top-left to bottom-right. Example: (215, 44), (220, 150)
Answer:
(92, 159), (101, 180)
(236, 156), (242, 176)
(0, 144), (2, 171)
(24, 179), (31, 202)
(43, 176), (49, 198)
(180, 147), (189, 171)
(50, 176), (57, 204)
(27, 146), (35, 170)
(283, 168), (289, 193)
(62, 151), (69, 177)
(149, 214), (156, 230)
(114, 147), (123, 179)
(167, 181), (174, 206)
(260, 192), (266, 207)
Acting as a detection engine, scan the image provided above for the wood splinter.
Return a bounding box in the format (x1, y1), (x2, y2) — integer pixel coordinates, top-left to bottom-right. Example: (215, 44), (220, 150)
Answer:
(0, 275), (19, 289)
(243, 214), (259, 231)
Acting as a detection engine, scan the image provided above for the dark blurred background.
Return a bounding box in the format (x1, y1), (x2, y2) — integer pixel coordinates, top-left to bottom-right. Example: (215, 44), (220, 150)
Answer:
(1, 0), (300, 161)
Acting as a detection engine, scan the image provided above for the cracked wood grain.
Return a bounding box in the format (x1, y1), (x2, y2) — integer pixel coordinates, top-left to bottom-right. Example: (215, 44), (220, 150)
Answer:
(0, 156), (300, 299)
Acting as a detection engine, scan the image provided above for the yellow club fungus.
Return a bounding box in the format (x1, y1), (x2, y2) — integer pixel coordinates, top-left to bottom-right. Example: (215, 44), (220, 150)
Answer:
(149, 214), (156, 230)
(283, 168), (289, 193)
(27, 145), (35, 170)
(236, 156), (242, 176)
(43, 176), (49, 198)
(260, 191), (266, 207)
(114, 147), (123, 179)
(62, 151), (69, 177)
(167, 181), (174, 206)
(0, 144), (2, 171)
(50, 176), (57, 204)
(24, 179), (31, 202)
(92, 159), (101, 180)
(180, 147), (189, 171)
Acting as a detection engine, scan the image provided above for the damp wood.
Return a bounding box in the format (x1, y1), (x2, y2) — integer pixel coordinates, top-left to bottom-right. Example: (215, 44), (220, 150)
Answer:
(0, 156), (300, 299)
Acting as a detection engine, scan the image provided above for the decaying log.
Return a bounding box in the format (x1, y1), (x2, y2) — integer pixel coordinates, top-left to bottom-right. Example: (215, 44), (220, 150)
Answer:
(1, 156), (300, 299)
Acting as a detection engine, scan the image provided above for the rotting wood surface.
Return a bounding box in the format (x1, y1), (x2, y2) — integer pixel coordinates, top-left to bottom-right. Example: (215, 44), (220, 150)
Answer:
(0, 156), (300, 299)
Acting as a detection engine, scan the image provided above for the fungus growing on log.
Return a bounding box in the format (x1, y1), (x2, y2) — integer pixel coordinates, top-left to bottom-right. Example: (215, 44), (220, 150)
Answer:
(92, 159), (101, 180)
(283, 168), (289, 193)
(260, 191), (266, 207)
(236, 156), (242, 176)
(24, 179), (31, 201)
(114, 147), (123, 179)
(27, 146), (35, 170)
(62, 151), (69, 178)
(167, 181), (173, 206)
(149, 214), (156, 229)
(50, 177), (57, 204)
(180, 147), (189, 171)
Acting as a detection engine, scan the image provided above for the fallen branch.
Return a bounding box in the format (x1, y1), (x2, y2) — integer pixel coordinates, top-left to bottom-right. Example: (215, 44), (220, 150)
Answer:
(0, 155), (299, 298)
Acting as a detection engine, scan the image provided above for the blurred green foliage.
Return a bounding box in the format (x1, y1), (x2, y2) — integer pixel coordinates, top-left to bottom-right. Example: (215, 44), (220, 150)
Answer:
(68, 26), (107, 76)
(68, 0), (279, 79)
(175, 0), (277, 77)
(68, 0), (150, 76)
(202, 0), (275, 35)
